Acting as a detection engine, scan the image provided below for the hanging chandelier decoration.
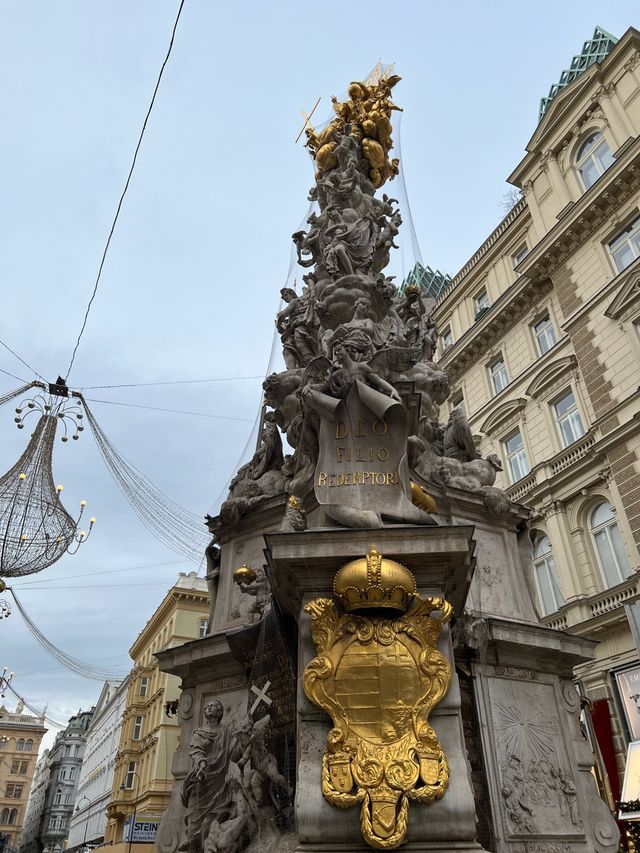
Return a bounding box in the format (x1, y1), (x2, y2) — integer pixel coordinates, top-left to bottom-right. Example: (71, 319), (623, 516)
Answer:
(0, 378), (94, 583)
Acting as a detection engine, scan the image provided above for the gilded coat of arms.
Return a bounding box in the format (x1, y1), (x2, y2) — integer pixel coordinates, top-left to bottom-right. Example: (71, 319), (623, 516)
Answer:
(303, 547), (452, 849)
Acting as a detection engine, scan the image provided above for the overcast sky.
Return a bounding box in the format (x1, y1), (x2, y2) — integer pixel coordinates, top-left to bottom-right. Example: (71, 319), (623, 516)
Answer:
(1, 1), (638, 750)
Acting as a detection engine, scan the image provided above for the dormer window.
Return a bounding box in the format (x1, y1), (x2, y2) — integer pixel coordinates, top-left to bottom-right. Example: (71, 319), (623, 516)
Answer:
(575, 132), (614, 190)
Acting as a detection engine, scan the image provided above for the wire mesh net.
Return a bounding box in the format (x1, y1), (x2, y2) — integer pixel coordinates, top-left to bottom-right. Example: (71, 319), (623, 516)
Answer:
(81, 396), (209, 563)
(0, 414), (76, 578)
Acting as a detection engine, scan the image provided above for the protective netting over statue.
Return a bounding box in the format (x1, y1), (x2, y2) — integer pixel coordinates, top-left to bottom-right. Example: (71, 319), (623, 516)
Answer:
(0, 414), (77, 578)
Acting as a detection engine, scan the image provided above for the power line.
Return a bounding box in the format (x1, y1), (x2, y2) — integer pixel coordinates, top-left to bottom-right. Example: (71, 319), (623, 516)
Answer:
(5, 683), (66, 729)
(85, 396), (254, 422)
(78, 375), (263, 390)
(0, 367), (28, 384)
(0, 337), (45, 382)
(12, 582), (175, 590)
(15, 559), (182, 586)
(65, 0), (188, 380)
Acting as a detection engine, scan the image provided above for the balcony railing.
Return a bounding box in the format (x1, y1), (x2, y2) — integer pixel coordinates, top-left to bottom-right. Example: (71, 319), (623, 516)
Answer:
(590, 576), (640, 618)
(542, 612), (569, 631)
(550, 433), (596, 476)
(506, 473), (537, 502)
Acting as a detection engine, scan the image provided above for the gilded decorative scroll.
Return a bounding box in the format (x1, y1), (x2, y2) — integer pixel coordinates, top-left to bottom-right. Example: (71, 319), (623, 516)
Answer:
(303, 592), (452, 849)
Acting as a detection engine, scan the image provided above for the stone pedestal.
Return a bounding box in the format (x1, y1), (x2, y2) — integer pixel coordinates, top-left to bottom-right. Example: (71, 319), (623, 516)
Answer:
(265, 525), (485, 853)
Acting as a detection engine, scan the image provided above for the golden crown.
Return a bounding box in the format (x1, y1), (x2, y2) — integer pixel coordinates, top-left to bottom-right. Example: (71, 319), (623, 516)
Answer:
(333, 546), (416, 613)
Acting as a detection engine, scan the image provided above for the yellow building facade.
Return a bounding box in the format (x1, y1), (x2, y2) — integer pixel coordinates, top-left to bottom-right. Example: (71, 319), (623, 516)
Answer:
(0, 704), (46, 853)
(104, 572), (208, 853)
(432, 26), (640, 799)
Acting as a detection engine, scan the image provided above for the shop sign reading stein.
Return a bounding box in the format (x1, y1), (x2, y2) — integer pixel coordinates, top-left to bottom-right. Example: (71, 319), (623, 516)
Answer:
(303, 546), (452, 849)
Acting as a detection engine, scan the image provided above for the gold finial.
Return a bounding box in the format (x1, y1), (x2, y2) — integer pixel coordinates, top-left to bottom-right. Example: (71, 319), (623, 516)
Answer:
(233, 564), (257, 585)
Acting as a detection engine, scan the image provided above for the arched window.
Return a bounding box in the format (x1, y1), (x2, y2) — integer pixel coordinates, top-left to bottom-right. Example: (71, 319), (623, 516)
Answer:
(0, 808), (9, 825)
(590, 502), (631, 587)
(16, 739), (24, 752)
(533, 535), (565, 616)
(25, 739), (33, 752)
(9, 809), (17, 825)
(576, 132), (614, 189)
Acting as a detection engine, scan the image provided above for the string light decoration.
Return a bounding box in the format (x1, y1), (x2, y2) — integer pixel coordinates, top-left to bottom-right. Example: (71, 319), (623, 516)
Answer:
(0, 381), (94, 582)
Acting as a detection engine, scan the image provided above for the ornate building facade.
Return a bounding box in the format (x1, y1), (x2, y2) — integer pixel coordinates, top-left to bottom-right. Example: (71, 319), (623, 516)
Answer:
(66, 680), (128, 853)
(432, 25), (640, 801)
(37, 710), (94, 853)
(18, 749), (51, 853)
(104, 573), (208, 853)
(0, 705), (46, 853)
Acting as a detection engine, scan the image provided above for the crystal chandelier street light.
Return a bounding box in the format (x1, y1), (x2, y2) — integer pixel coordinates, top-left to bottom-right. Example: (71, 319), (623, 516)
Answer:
(0, 380), (95, 585)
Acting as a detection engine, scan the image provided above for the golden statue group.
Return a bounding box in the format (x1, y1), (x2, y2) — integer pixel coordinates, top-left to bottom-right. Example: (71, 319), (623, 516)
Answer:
(154, 67), (620, 853)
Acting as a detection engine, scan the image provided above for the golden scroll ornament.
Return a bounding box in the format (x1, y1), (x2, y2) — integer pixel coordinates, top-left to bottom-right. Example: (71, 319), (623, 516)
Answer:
(303, 547), (453, 849)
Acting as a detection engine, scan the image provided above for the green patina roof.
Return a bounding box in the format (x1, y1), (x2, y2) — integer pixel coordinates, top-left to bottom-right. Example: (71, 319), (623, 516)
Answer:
(539, 26), (618, 120)
(402, 262), (452, 300)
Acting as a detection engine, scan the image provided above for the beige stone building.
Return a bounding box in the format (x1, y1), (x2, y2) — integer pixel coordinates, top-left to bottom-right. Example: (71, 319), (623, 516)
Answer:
(431, 25), (640, 800)
(0, 703), (46, 853)
(104, 572), (208, 853)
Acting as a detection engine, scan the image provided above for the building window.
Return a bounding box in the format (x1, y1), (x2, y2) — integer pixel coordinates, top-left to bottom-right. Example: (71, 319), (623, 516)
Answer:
(59, 769), (66, 781)
(16, 739), (24, 752)
(124, 761), (137, 790)
(5, 784), (23, 799)
(590, 502), (631, 587)
(512, 243), (529, 270)
(199, 619), (208, 639)
(450, 389), (464, 411)
(139, 676), (149, 697)
(608, 217), (640, 273)
(132, 715), (144, 741)
(532, 314), (557, 355)
(69, 767), (75, 781)
(64, 746), (70, 757)
(533, 536), (565, 616)
(576, 131), (614, 190)
(441, 326), (453, 352)
(473, 289), (491, 320)
(0, 809), (8, 825)
(503, 430), (529, 483)
(54, 790), (62, 806)
(489, 358), (509, 395)
(25, 739), (33, 752)
(8, 809), (17, 825)
(553, 390), (585, 447)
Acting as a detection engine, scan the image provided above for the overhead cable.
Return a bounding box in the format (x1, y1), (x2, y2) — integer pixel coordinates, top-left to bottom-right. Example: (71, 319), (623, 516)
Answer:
(65, 0), (188, 380)
(79, 375), (263, 390)
(0, 338), (46, 382)
(80, 395), (209, 562)
(7, 588), (129, 681)
(85, 396), (254, 423)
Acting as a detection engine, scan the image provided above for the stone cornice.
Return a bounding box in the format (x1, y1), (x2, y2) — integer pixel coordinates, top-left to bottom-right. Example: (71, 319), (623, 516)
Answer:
(517, 138), (640, 283)
(480, 398), (528, 436)
(129, 584), (208, 659)
(435, 198), (529, 308)
(436, 276), (554, 383)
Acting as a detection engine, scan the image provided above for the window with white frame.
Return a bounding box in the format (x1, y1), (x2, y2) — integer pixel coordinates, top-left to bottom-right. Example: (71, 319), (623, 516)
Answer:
(489, 358), (509, 395)
(553, 390), (585, 448)
(450, 389), (464, 412)
(53, 790), (62, 805)
(124, 761), (137, 789)
(132, 715), (144, 741)
(532, 314), (557, 355)
(441, 327), (453, 352)
(503, 430), (529, 483)
(590, 502), (631, 587)
(473, 289), (491, 319)
(512, 243), (529, 270)
(575, 132), (614, 190)
(199, 618), (208, 639)
(608, 216), (640, 273)
(533, 536), (565, 616)
(69, 767), (75, 781)
(139, 676), (149, 697)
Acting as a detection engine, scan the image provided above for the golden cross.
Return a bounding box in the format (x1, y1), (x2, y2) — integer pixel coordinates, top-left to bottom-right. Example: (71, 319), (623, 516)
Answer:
(295, 96), (321, 144)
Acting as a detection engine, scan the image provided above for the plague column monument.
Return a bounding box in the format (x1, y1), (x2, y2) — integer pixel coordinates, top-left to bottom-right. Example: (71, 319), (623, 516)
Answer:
(155, 71), (619, 852)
